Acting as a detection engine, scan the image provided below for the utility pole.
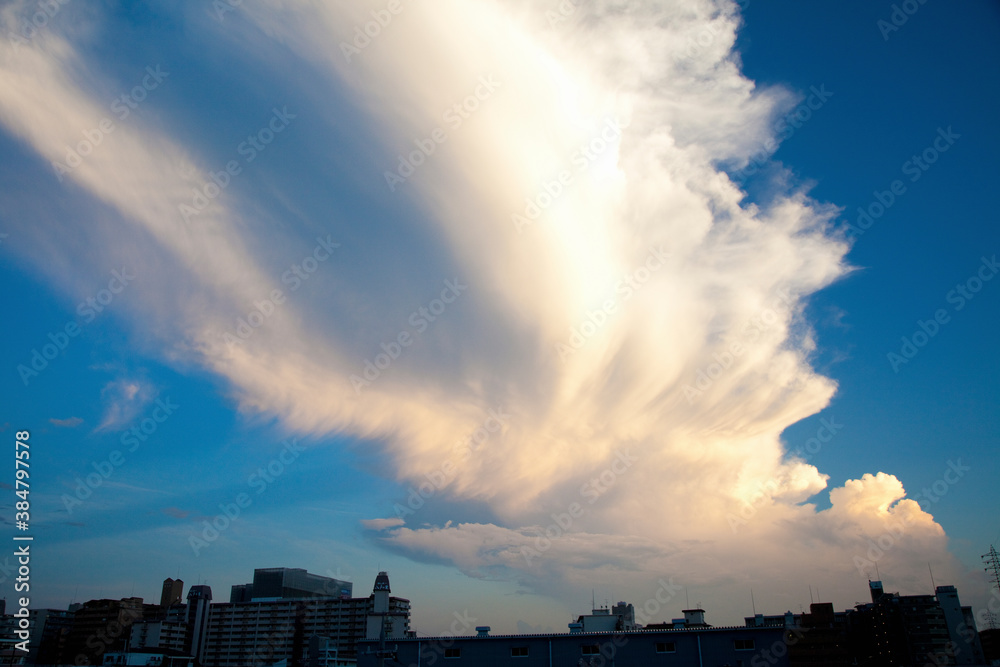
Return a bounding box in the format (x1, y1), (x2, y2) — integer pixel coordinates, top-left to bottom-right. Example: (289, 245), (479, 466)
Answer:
(983, 545), (1000, 630)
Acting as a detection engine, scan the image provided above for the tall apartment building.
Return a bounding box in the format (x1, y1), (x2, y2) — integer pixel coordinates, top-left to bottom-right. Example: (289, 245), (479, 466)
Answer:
(850, 580), (986, 665)
(125, 568), (408, 666)
(203, 573), (408, 666)
(184, 585), (213, 666)
(743, 580), (987, 666)
(935, 584), (987, 665)
(129, 616), (189, 654)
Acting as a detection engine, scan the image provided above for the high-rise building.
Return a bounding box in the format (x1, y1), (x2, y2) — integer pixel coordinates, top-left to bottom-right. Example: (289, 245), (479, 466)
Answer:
(127, 569), (408, 666)
(229, 583), (253, 603)
(231, 567), (352, 602)
(935, 584), (986, 665)
(204, 572), (409, 665)
(27, 608), (74, 665)
(160, 578), (184, 607)
(849, 580), (986, 666)
(789, 602), (852, 667)
(184, 585), (213, 666)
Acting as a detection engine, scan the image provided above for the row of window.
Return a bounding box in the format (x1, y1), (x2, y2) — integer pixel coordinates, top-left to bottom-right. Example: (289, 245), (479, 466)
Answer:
(443, 647), (529, 658)
(439, 639), (754, 658)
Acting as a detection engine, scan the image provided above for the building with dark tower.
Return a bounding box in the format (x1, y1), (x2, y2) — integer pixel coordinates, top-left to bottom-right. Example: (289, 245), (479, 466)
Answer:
(364, 571), (409, 641)
(184, 585), (213, 666)
(160, 577), (184, 607)
(229, 567), (352, 602)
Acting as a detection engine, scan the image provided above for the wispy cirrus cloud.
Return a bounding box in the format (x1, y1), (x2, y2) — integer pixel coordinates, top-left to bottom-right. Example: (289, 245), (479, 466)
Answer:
(161, 507), (190, 519)
(95, 378), (154, 432)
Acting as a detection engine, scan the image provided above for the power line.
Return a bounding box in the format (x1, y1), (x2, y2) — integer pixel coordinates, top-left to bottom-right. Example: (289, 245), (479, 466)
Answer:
(983, 544), (1000, 630)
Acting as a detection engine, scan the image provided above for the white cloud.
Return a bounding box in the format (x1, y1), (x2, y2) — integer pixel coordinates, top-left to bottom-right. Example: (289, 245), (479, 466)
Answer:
(0, 0), (971, 620)
(360, 517), (405, 531)
(95, 379), (154, 432)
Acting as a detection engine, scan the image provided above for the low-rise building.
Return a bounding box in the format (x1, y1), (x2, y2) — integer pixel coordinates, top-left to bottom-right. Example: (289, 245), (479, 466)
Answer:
(357, 625), (789, 666)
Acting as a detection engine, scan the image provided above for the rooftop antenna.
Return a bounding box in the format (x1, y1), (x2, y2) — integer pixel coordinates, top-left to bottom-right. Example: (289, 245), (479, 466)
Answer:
(809, 586), (814, 604)
(928, 563), (937, 590)
(875, 562), (881, 582)
(750, 589), (757, 616)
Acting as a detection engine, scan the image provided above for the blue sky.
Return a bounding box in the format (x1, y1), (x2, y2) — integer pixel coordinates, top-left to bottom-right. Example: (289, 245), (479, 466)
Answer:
(0, 0), (997, 636)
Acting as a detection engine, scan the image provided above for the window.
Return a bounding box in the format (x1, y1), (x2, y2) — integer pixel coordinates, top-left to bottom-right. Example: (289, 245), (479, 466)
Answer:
(581, 645), (600, 655)
(655, 642), (676, 653)
(444, 648), (461, 658)
(734, 639), (755, 650)
(511, 646), (529, 657)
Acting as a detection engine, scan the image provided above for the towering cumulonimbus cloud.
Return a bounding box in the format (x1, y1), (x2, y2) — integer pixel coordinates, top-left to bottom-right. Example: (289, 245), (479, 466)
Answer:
(0, 0), (964, 617)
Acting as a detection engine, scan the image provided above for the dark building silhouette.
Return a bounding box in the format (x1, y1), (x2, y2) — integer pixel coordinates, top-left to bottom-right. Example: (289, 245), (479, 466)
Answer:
(980, 627), (1000, 663)
(28, 608), (74, 665)
(746, 580), (988, 667)
(847, 581), (986, 666)
(229, 583), (253, 603)
(160, 578), (184, 607)
(61, 597), (149, 665)
(229, 567), (352, 602)
(788, 602), (851, 666)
